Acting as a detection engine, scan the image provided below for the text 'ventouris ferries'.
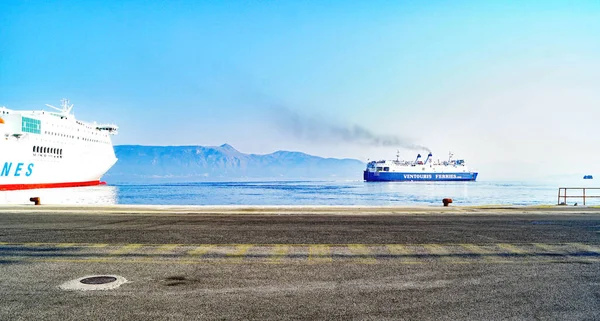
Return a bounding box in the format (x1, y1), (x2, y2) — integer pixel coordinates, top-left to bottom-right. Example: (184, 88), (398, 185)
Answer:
(364, 151), (478, 182)
(0, 99), (118, 190)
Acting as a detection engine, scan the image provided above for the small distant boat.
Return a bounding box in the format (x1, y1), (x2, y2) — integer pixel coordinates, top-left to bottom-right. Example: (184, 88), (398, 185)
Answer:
(583, 175), (593, 179)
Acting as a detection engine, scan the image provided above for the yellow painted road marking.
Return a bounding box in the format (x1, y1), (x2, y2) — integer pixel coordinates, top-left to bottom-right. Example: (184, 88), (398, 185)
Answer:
(569, 243), (600, 253)
(56, 243), (77, 247)
(460, 244), (506, 263)
(386, 244), (411, 255)
(347, 244), (376, 264)
(109, 244), (143, 256)
(532, 243), (596, 263)
(87, 243), (108, 248)
(132, 244), (183, 262)
(386, 244), (420, 264)
(3, 256), (595, 265)
(567, 243), (600, 258)
(496, 243), (527, 255)
(268, 245), (289, 264)
(226, 244), (253, 262)
(422, 244), (458, 262)
(308, 245), (332, 263)
(2, 242), (598, 265)
(531, 243), (565, 256)
(187, 245), (215, 256)
(154, 244), (180, 253)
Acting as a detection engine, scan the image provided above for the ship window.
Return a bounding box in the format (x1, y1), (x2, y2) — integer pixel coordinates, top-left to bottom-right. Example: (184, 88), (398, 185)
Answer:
(22, 117), (41, 134)
(376, 167), (383, 171)
(32, 146), (35, 152)
(383, 167), (389, 171)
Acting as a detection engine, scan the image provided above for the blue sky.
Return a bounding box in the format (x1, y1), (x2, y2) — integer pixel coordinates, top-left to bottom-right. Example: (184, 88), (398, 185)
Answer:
(1, 0), (600, 179)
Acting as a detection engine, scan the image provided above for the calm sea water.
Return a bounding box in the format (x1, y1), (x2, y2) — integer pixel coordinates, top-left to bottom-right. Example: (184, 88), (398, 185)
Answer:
(1, 179), (598, 206)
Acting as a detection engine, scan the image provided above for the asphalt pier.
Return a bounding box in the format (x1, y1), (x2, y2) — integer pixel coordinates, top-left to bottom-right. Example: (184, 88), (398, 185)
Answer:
(1, 205), (599, 320)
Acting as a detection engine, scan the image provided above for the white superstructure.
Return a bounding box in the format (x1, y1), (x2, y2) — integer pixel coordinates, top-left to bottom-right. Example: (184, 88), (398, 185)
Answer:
(0, 99), (118, 190)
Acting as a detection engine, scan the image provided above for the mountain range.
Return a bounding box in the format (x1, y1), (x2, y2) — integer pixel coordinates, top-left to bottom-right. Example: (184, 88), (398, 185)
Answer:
(104, 144), (365, 183)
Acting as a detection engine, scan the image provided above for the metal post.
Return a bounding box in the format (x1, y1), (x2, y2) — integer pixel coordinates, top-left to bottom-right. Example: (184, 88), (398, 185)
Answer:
(583, 188), (586, 206)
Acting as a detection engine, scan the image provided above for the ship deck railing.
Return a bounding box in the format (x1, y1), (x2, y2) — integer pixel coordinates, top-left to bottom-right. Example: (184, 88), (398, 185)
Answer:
(557, 187), (600, 206)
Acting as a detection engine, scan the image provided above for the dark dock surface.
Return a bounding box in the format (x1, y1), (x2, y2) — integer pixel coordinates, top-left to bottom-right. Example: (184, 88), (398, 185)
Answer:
(1, 205), (599, 320)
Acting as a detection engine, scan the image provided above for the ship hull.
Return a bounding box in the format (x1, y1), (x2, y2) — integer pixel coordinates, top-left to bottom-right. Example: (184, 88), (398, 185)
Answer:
(0, 142), (117, 191)
(364, 171), (478, 182)
(0, 180), (105, 191)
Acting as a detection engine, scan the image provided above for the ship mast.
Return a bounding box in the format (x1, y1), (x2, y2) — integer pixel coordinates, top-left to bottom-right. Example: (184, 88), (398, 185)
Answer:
(45, 98), (74, 116)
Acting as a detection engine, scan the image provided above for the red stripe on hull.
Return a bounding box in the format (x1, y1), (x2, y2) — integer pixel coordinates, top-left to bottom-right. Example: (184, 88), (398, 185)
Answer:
(0, 180), (105, 191)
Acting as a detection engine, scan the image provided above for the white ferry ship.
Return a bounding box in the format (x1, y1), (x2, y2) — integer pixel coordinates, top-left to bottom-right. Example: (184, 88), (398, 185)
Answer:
(364, 151), (478, 182)
(0, 99), (118, 190)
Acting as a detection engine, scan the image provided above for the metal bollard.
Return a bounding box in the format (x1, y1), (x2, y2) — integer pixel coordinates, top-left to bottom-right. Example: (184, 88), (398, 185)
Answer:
(442, 198), (452, 207)
(29, 197), (41, 205)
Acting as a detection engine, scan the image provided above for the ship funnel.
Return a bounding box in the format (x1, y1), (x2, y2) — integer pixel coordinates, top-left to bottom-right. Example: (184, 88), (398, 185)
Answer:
(414, 154), (421, 164)
(424, 152), (433, 165)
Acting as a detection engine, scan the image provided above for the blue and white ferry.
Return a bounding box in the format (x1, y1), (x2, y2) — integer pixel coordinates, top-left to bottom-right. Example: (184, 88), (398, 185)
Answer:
(364, 151), (478, 182)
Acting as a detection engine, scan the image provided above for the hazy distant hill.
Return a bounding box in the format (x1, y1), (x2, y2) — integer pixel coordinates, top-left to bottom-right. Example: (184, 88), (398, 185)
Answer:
(104, 144), (365, 183)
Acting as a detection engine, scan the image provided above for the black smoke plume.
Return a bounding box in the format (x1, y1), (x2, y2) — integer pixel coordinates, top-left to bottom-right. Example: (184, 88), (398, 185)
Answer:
(272, 107), (431, 152)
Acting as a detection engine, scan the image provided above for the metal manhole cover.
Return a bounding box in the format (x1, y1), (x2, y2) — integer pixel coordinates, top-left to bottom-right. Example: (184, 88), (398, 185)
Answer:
(59, 275), (128, 291)
(80, 276), (117, 284)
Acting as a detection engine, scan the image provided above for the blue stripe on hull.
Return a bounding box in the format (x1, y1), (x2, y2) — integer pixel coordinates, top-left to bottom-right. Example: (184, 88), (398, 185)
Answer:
(364, 171), (478, 182)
